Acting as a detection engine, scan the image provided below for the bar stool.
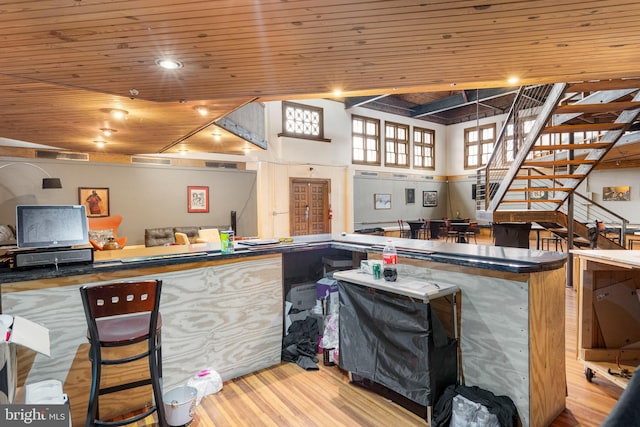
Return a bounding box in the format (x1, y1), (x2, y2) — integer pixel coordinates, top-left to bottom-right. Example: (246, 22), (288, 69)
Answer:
(80, 280), (166, 427)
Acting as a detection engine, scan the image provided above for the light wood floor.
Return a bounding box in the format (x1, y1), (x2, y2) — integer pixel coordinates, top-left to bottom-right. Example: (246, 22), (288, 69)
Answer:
(121, 234), (625, 426)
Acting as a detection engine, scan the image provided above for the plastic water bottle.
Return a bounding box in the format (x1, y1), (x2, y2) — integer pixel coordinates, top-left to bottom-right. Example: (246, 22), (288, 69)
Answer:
(382, 240), (398, 281)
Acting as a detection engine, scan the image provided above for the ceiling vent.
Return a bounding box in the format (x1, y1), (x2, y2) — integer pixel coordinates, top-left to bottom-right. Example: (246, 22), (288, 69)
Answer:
(131, 156), (171, 166)
(393, 173), (408, 179)
(358, 171), (378, 177)
(36, 150), (89, 161)
(204, 161), (239, 169)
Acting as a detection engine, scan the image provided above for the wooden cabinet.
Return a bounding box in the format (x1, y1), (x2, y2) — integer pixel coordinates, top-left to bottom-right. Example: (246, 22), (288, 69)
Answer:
(573, 250), (640, 389)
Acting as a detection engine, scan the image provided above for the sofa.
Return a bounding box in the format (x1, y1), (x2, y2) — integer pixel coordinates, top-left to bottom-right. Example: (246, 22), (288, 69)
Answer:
(145, 225), (229, 247)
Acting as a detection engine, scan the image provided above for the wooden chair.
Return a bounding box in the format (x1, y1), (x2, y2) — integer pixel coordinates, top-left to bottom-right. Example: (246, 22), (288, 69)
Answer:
(79, 280), (166, 427)
(397, 220), (411, 238)
(444, 219), (460, 242)
(419, 219), (430, 239)
(463, 221), (479, 244)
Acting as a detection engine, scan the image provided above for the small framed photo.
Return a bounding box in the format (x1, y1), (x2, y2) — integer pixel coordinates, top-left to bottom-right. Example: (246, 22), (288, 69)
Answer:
(405, 188), (415, 204)
(188, 186), (209, 213)
(374, 193), (391, 210)
(79, 187), (110, 217)
(423, 190), (438, 207)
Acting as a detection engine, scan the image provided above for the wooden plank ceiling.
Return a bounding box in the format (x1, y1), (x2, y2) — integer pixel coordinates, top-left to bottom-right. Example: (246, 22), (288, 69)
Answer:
(0, 0), (639, 159)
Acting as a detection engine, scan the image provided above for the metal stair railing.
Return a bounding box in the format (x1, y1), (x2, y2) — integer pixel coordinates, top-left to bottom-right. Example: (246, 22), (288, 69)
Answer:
(476, 83), (565, 216)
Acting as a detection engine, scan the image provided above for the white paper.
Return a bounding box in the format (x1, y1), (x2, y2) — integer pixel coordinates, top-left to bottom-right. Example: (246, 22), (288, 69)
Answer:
(10, 316), (51, 357)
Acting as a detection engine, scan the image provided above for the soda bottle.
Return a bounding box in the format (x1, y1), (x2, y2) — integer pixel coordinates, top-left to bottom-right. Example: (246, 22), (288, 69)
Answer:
(382, 240), (398, 281)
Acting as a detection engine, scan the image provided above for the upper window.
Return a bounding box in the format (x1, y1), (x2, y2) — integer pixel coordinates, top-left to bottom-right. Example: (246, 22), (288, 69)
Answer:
(413, 127), (435, 170)
(280, 101), (328, 141)
(352, 115), (381, 165)
(464, 123), (496, 169)
(384, 122), (409, 167)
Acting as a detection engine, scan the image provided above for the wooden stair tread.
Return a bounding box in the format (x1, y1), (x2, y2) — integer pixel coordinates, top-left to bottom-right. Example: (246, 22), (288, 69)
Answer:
(507, 187), (572, 192)
(542, 123), (625, 133)
(554, 101), (640, 114)
(522, 159), (597, 166)
(529, 142), (611, 151)
(515, 174), (585, 179)
(501, 199), (564, 203)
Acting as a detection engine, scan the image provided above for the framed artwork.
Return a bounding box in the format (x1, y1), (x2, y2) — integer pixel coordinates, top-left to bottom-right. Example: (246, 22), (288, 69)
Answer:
(79, 187), (110, 217)
(374, 193), (391, 210)
(405, 188), (415, 204)
(423, 190), (438, 207)
(603, 186), (630, 201)
(188, 186), (209, 213)
(528, 188), (548, 201)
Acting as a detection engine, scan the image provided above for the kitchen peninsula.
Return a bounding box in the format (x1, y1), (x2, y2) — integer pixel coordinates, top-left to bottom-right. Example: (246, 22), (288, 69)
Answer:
(0, 234), (566, 427)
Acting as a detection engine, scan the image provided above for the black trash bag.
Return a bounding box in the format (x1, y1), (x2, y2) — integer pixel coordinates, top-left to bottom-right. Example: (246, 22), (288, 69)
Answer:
(432, 384), (518, 427)
(281, 317), (320, 367)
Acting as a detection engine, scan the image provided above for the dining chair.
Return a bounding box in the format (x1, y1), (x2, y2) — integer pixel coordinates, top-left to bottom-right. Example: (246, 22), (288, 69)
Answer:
(463, 221), (479, 244)
(444, 219), (459, 242)
(398, 220), (411, 238)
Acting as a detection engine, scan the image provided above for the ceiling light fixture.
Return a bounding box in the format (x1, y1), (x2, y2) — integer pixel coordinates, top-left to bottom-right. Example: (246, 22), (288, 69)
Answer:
(155, 58), (183, 70)
(194, 106), (209, 116)
(109, 109), (128, 120)
(100, 128), (116, 136)
(212, 130), (222, 142)
(332, 89), (343, 97)
(94, 140), (107, 148)
(507, 76), (519, 85)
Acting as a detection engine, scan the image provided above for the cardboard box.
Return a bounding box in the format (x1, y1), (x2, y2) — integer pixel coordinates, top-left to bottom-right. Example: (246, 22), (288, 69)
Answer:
(316, 277), (338, 300)
(0, 315), (51, 404)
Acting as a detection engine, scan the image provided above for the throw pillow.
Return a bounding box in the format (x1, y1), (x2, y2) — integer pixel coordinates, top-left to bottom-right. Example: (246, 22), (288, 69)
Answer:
(88, 229), (114, 246)
(0, 224), (15, 242)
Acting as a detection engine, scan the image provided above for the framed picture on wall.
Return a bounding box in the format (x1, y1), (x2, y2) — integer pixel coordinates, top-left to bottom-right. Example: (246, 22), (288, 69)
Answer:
(188, 186), (209, 213)
(405, 188), (415, 204)
(79, 187), (110, 217)
(423, 190), (437, 207)
(603, 186), (630, 201)
(374, 193), (391, 210)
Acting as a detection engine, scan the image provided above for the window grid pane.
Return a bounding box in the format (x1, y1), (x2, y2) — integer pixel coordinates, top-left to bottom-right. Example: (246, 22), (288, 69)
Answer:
(413, 127), (435, 170)
(282, 101), (324, 139)
(384, 122), (409, 167)
(352, 115), (380, 165)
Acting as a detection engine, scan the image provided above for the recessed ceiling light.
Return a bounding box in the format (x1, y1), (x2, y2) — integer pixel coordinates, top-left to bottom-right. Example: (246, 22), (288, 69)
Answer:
(507, 76), (519, 85)
(94, 141), (107, 148)
(100, 128), (116, 136)
(155, 58), (183, 70)
(109, 109), (128, 120)
(332, 89), (342, 97)
(194, 106), (209, 116)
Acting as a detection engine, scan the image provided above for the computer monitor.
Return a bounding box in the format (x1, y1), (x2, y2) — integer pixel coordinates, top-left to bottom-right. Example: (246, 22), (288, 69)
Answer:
(16, 205), (89, 249)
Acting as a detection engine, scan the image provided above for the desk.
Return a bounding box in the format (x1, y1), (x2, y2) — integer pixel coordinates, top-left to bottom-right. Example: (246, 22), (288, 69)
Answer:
(405, 220), (426, 239)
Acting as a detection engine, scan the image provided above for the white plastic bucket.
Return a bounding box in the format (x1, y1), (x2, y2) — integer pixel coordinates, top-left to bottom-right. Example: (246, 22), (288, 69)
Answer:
(163, 385), (197, 426)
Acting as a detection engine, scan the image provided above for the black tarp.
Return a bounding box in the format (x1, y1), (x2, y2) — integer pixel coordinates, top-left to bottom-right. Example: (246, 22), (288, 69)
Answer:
(338, 281), (457, 407)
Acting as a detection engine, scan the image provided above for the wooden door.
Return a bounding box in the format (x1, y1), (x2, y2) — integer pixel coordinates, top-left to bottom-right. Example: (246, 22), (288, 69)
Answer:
(290, 178), (331, 236)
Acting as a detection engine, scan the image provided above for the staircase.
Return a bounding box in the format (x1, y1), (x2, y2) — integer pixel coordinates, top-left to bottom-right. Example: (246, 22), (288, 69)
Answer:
(476, 79), (640, 248)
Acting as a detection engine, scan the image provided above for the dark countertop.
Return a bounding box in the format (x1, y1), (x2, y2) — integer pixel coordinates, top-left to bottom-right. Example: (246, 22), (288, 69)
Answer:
(0, 233), (566, 284)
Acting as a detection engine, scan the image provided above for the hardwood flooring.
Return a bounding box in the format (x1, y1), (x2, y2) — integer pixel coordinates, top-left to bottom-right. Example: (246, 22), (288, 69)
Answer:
(120, 287), (624, 427)
(118, 234), (626, 426)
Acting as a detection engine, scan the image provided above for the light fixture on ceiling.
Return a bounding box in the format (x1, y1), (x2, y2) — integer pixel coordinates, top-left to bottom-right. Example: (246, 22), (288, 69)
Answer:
(109, 109), (128, 120)
(332, 89), (343, 97)
(94, 140), (107, 148)
(100, 128), (116, 137)
(0, 162), (63, 189)
(155, 58), (183, 70)
(194, 106), (209, 116)
(507, 76), (519, 85)
(212, 130), (222, 142)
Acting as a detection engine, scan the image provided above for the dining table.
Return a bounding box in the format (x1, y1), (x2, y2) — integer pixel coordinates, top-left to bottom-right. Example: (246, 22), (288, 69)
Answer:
(405, 219), (426, 239)
(450, 222), (471, 243)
